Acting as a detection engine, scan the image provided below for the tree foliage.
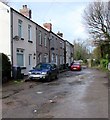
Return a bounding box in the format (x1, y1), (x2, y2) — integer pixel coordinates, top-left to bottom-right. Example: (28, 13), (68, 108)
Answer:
(74, 40), (89, 61)
(83, 1), (110, 41)
(0, 53), (11, 83)
(92, 46), (101, 59)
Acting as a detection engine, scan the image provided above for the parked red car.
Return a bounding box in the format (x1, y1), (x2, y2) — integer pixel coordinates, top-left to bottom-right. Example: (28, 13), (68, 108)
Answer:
(70, 63), (82, 71)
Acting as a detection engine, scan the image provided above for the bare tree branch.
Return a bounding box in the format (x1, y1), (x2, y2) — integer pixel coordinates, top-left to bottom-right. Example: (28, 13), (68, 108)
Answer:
(83, 1), (110, 42)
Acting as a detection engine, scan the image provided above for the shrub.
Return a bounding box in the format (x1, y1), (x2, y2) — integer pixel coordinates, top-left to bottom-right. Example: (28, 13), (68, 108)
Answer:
(0, 53), (11, 83)
(100, 59), (109, 69)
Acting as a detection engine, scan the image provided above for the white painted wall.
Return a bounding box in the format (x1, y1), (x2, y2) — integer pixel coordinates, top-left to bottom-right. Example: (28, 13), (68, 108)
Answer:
(0, 2), (11, 60)
(12, 11), (36, 75)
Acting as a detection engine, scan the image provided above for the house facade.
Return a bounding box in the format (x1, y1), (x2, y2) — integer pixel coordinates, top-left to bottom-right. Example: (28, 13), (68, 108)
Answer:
(0, 3), (37, 75)
(12, 9), (37, 75)
(49, 31), (65, 66)
(65, 40), (74, 66)
(36, 24), (50, 64)
(0, 2), (74, 75)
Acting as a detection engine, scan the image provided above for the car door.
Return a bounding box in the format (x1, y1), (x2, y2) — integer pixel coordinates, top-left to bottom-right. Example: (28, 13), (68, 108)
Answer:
(51, 64), (57, 78)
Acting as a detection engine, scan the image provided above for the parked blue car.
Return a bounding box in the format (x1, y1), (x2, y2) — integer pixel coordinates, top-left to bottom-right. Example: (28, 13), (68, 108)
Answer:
(28, 63), (59, 82)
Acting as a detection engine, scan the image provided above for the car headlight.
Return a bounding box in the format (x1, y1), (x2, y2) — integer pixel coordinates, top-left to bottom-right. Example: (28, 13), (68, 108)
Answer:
(41, 72), (47, 75)
(28, 72), (31, 75)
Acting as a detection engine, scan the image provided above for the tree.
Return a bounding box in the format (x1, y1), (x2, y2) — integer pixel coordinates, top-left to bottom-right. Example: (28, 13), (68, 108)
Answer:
(83, 1), (110, 61)
(73, 40), (89, 61)
(92, 46), (101, 59)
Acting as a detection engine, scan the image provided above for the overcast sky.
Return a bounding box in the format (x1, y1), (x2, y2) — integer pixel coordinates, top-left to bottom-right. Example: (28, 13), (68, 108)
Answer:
(10, 0), (94, 45)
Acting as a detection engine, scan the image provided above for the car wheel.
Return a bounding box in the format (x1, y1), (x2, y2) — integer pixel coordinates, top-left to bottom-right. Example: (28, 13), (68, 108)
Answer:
(47, 75), (51, 82)
(55, 74), (58, 79)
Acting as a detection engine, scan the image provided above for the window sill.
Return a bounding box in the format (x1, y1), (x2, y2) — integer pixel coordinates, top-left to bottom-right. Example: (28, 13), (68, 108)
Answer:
(20, 66), (26, 69)
(39, 44), (42, 46)
(28, 40), (33, 43)
(21, 38), (24, 40)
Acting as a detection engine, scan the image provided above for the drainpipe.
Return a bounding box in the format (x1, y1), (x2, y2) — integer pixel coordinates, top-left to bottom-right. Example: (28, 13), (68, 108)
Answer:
(11, 9), (13, 77)
(64, 40), (66, 68)
(36, 27), (37, 65)
(49, 32), (51, 63)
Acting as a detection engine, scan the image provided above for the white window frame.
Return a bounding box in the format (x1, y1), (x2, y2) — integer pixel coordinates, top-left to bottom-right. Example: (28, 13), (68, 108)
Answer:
(28, 25), (32, 41)
(29, 54), (32, 66)
(60, 55), (63, 64)
(16, 48), (24, 67)
(39, 31), (42, 45)
(52, 36), (54, 46)
(44, 34), (47, 47)
(44, 53), (48, 63)
(18, 19), (23, 38)
(56, 55), (58, 65)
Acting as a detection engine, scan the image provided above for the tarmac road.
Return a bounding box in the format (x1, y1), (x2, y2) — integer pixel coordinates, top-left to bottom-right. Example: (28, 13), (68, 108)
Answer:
(2, 68), (108, 118)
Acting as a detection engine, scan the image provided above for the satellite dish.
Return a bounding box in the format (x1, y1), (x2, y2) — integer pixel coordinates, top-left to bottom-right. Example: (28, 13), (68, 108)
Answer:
(13, 36), (20, 41)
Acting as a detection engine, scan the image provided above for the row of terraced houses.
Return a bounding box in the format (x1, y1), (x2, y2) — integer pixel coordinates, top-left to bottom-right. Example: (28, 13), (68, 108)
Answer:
(0, 2), (74, 75)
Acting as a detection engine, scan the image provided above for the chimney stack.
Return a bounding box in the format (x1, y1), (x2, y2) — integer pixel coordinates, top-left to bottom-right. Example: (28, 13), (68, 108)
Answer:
(43, 23), (52, 31)
(57, 31), (63, 37)
(19, 5), (32, 19)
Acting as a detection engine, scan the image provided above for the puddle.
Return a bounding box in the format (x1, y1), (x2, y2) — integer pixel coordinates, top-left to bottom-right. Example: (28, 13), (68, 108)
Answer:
(5, 101), (14, 105)
(36, 91), (43, 94)
(2, 88), (24, 99)
(16, 100), (29, 106)
(47, 82), (60, 86)
(37, 102), (56, 114)
(103, 82), (108, 87)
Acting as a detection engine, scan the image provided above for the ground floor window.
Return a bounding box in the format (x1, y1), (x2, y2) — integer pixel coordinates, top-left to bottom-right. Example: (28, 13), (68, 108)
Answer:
(60, 55), (63, 64)
(44, 54), (48, 63)
(56, 55), (58, 65)
(51, 53), (56, 63)
(29, 54), (32, 66)
(17, 48), (24, 66)
(38, 53), (42, 63)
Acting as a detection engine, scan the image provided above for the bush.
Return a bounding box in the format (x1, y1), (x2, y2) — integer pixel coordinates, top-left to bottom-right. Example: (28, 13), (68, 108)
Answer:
(100, 59), (109, 69)
(91, 59), (100, 66)
(0, 53), (11, 83)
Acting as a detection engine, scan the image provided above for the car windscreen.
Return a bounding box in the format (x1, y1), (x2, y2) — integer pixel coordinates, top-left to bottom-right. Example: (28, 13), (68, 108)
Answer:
(73, 63), (80, 66)
(35, 63), (51, 70)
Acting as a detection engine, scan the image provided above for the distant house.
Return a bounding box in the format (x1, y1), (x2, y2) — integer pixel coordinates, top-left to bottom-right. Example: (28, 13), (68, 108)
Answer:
(65, 40), (74, 66)
(49, 31), (65, 65)
(36, 24), (50, 64)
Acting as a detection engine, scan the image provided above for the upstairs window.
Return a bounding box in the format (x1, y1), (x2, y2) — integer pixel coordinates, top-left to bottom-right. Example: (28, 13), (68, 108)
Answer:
(52, 36), (54, 46)
(39, 31), (42, 45)
(44, 34), (47, 47)
(18, 19), (23, 38)
(28, 25), (32, 41)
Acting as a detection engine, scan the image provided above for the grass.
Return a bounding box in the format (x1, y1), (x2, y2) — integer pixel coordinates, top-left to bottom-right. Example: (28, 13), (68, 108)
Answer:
(13, 79), (24, 84)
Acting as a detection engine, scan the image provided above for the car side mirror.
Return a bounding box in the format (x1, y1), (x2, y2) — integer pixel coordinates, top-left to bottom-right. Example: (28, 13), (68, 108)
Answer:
(51, 67), (55, 70)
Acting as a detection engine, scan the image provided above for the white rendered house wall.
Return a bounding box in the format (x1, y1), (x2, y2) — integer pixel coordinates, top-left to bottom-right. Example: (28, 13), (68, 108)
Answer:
(0, 2), (11, 60)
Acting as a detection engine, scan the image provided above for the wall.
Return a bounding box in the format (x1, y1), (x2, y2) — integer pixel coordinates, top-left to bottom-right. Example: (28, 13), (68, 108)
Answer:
(0, 2), (11, 60)
(36, 25), (50, 64)
(12, 10), (36, 75)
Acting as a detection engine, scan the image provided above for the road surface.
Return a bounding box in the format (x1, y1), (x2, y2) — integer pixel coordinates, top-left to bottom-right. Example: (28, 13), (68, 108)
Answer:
(2, 68), (108, 118)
